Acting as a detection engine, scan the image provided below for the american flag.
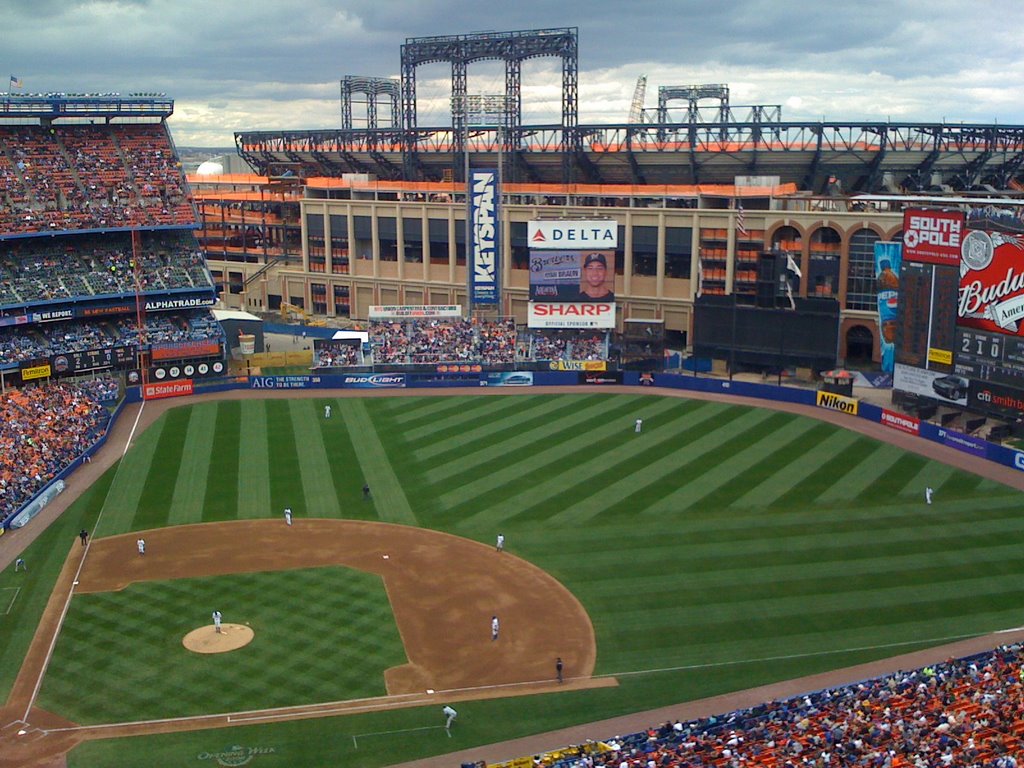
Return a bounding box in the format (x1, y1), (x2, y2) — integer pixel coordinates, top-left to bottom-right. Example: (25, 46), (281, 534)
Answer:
(736, 201), (747, 237)
(9, 75), (22, 89)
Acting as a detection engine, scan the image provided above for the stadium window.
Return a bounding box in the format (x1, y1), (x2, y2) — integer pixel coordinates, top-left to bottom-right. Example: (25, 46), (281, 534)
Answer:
(402, 217), (423, 262)
(845, 228), (880, 310)
(615, 225), (626, 276)
(378, 217), (398, 262)
(510, 221), (528, 270)
(664, 226), (692, 278)
(428, 218), (449, 265)
(454, 219), (466, 267)
(631, 225), (658, 277)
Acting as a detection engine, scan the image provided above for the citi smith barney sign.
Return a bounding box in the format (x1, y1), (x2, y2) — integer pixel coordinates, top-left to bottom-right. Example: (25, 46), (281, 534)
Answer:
(958, 229), (1024, 335)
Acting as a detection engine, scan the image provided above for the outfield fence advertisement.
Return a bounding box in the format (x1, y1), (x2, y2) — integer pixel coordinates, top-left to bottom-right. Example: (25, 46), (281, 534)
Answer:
(143, 379), (194, 400)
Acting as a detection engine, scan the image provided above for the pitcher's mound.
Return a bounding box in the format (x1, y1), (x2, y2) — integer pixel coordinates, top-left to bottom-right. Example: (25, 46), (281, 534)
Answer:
(183, 624), (254, 654)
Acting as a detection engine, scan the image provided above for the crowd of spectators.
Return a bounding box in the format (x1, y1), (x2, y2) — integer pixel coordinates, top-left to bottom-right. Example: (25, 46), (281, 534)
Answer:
(528, 331), (608, 361)
(0, 310), (223, 369)
(0, 230), (212, 308)
(546, 644), (1024, 768)
(0, 378), (117, 521)
(0, 124), (194, 236)
(316, 342), (361, 368)
(340, 319), (607, 367)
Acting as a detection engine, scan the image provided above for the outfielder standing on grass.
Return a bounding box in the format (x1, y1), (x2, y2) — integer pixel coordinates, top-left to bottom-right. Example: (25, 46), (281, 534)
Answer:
(442, 704), (457, 730)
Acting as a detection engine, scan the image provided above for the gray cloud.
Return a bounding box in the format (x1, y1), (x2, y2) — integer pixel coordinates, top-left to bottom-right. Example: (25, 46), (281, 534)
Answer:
(4, 0), (1023, 146)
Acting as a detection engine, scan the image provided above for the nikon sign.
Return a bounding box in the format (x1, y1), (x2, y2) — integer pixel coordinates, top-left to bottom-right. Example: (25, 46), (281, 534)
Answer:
(815, 390), (859, 415)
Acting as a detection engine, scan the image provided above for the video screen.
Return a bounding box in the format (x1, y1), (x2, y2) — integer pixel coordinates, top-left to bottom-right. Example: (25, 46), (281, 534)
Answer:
(529, 250), (615, 302)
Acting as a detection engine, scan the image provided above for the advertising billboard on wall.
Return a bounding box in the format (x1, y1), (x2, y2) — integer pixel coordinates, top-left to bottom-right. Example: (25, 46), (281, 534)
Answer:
(902, 209), (964, 266)
(529, 250), (616, 302)
(875, 241), (902, 373)
(958, 229), (1024, 336)
(527, 220), (618, 329)
(469, 169), (499, 305)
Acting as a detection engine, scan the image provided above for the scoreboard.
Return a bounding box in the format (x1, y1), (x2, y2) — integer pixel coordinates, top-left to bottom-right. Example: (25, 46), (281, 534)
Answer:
(955, 328), (1024, 386)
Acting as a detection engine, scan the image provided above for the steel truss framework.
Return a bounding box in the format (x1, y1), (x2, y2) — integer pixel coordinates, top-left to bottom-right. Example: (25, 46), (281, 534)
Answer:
(235, 120), (1024, 192)
(340, 76), (400, 131)
(399, 27), (578, 179)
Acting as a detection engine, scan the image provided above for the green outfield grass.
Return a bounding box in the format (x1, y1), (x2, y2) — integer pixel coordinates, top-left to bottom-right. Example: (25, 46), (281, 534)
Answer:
(0, 393), (1020, 768)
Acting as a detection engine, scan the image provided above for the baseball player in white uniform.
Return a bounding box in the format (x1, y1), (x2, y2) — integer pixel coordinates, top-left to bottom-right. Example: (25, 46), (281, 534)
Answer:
(491, 615), (500, 641)
(212, 610), (222, 633)
(284, 507), (293, 525)
(137, 538), (146, 555)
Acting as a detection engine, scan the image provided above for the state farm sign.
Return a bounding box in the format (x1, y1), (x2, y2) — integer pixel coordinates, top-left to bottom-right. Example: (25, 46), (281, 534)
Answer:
(902, 209), (964, 266)
(528, 302), (616, 329)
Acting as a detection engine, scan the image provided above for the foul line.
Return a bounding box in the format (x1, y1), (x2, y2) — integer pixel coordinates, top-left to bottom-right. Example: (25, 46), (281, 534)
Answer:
(35, 626), (1024, 737)
(2, 587), (19, 615)
(352, 724), (446, 749)
(21, 399), (146, 723)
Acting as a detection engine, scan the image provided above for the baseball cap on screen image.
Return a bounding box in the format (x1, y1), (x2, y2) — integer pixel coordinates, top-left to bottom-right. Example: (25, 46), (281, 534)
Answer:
(583, 252), (607, 268)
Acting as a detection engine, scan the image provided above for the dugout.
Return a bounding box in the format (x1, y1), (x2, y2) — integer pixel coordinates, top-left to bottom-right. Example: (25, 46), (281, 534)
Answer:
(214, 309), (266, 355)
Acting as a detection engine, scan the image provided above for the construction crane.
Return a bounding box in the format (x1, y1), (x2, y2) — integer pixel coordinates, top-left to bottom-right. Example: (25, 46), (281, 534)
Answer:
(628, 75), (647, 124)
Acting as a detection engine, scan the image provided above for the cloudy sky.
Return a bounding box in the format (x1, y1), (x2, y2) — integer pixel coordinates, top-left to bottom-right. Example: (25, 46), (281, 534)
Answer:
(7, 0), (1024, 147)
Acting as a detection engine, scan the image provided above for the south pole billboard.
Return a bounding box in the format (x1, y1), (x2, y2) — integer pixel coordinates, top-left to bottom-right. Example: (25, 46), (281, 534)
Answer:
(902, 209), (964, 266)
(469, 169), (499, 305)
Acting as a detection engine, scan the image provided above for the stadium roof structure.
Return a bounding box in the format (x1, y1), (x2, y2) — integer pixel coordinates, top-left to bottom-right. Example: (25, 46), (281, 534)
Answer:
(235, 120), (1024, 195)
(0, 94), (173, 122)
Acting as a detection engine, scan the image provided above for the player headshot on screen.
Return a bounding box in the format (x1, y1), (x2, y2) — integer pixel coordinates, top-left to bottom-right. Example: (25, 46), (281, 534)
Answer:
(578, 252), (614, 301)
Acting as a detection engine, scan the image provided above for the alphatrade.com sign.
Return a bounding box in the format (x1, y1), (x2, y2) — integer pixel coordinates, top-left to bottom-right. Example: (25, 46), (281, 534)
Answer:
(815, 390), (859, 415)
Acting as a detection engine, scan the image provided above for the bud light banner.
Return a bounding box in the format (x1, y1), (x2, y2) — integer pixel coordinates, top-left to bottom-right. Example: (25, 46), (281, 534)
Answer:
(959, 229), (1024, 336)
(875, 241), (902, 373)
(469, 169), (498, 305)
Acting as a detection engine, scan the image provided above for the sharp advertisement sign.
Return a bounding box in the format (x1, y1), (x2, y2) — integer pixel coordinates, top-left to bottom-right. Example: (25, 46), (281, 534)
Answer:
(469, 169), (499, 305)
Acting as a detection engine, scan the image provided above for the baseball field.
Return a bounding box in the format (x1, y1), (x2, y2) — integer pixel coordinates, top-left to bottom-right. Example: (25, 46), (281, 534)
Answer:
(1, 389), (1022, 768)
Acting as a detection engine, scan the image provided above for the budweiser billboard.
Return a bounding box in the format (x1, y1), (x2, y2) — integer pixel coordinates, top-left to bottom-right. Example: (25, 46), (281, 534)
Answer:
(902, 209), (964, 266)
(958, 229), (1024, 336)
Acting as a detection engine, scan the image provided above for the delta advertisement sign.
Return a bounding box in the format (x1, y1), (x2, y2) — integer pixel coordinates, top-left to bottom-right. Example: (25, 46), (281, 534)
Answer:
(528, 302), (615, 329)
(469, 169), (499, 305)
(528, 220), (618, 250)
(958, 229), (1024, 337)
(902, 209), (964, 266)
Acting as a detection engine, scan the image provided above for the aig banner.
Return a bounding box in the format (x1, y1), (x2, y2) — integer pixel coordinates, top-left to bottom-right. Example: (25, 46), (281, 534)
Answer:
(469, 169), (498, 305)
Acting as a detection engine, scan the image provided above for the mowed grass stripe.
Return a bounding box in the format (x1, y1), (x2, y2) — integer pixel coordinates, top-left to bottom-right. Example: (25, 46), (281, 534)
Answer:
(416, 395), (602, 468)
(200, 401), (241, 522)
(638, 412), (815, 518)
(167, 403), (218, 525)
(237, 400), (273, 518)
(94, 416), (166, 538)
(422, 395), (649, 482)
(815, 440), (917, 503)
(340, 399), (417, 525)
(445, 397), (706, 521)
(265, 400), (307, 518)
(405, 395), (551, 449)
(730, 427), (865, 509)
(131, 407), (192, 531)
(579, 540), (1024, 599)
(770, 433), (885, 509)
(290, 400), (341, 518)
(634, 409), (802, 518)
(388, 393), (500, 427)
(321, 399), (372, 520)
(552, 408), (783, 525)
